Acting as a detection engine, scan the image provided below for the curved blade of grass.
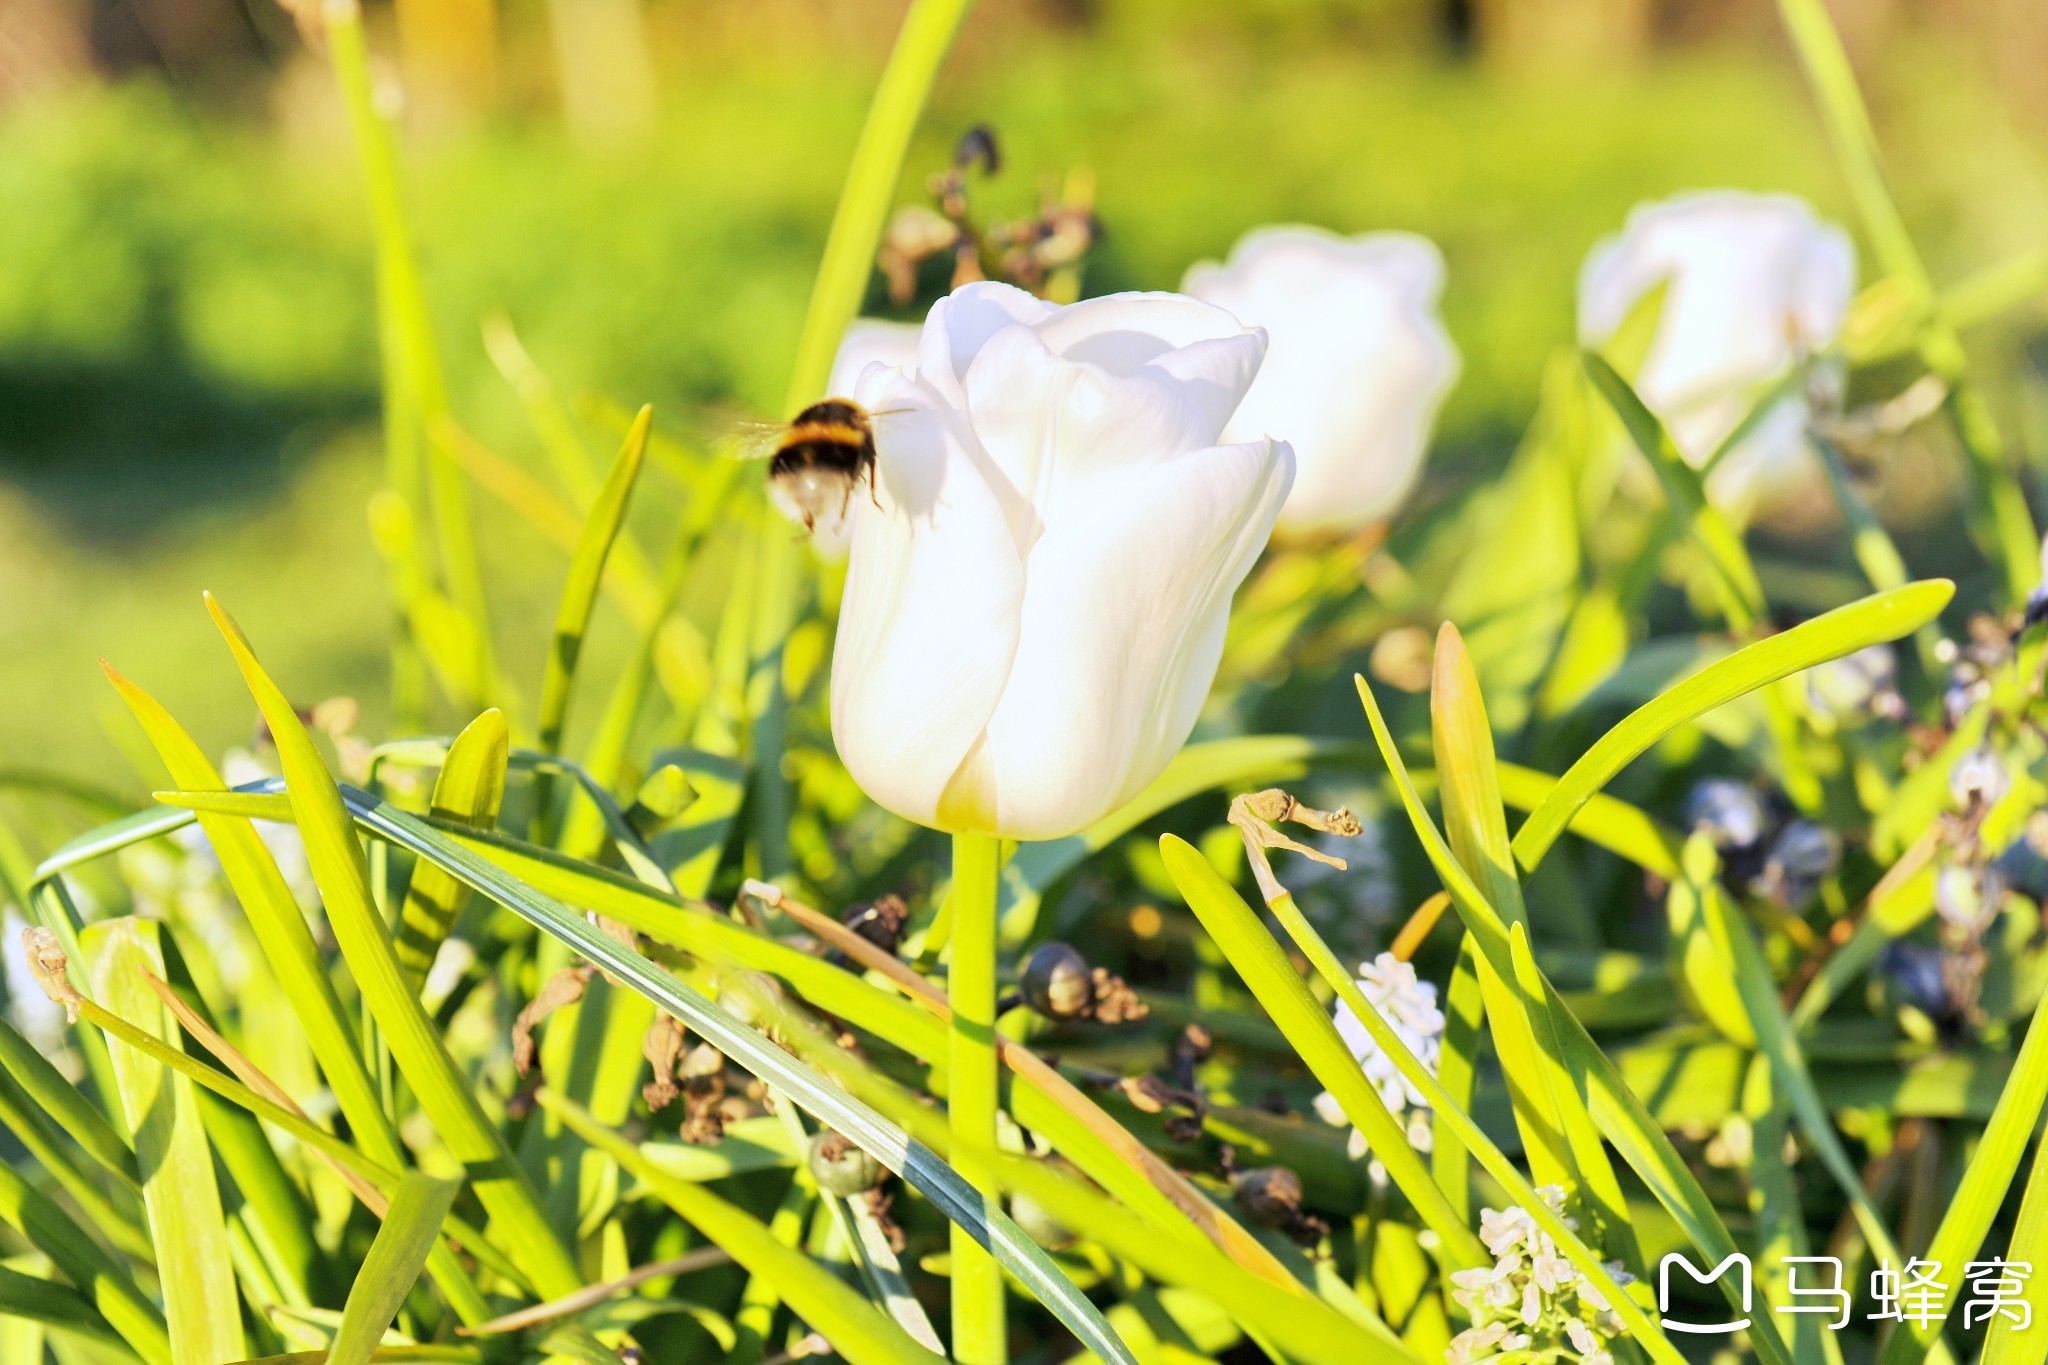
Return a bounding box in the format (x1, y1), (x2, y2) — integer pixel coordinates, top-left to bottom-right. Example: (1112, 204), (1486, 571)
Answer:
(0, 1013), (138, 1188)
(344, 791), (1138, 1365)
(393, 710), (507, 988)
(204, 593), (582, 1302)
(1512, 579), (1954, 870)
(103, 664), (494, 1324)
(996, 1148), (1405, 1363)
(1877, 942), (2048, 1365)
(1494, 763), (1679, 878)
(1355, 673), (1797, 1365)
(1162, 838), (1683, 1363)
(326, 1175), (461, 1365)
(1431, 627), (1572, 1188)
(1582, 350), (1765, 629)
(0, 1020), (150, 1260)
(1153, 832), (1484, 1269)
(1694, 851), (1956, 1365)
(1776, 0), (2037, 598)
(535, 407), (651, 771)
(56, 979), (525, 1293)
(545, 1094), (945, 1365)
(749, 878), (1301, 1290)
(158, 786), (1309, 1311)
(81, 917), (244, 1365)
(325, 0), (493, 699)
(0, 1263), (139, 1357)
(0, 1159), (169, 1363)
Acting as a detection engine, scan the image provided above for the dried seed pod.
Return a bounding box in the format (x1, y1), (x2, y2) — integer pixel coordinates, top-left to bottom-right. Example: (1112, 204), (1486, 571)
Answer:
(1231, 1166), (1305, 1228)
(1022, 942), (1094, 1020)
(1088, 966), (1148, 1024)
(641, 1014), (688, 1111)
(808, 1131), (886, 1198)
(842, 894), (910, 954)
(953, 124), (1001, 175)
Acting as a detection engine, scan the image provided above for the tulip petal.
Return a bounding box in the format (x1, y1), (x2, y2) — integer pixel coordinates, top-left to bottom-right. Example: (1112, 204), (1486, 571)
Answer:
(961, 322), (1269, 545)
(830, 380), (1025, 829)
(1031, 291), (1255, 372)
(916, 282), (1058, 407)
(943, 438), (1294, 839)
(1186, 227), (1458, 530)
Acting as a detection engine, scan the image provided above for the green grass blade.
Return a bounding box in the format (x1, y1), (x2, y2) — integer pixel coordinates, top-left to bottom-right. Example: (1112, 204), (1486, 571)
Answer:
(343, 790), (1139, 1365)
(1155, 835), (1484, 1268)
(0, 1013), (138, 1190)
(1878, 946), (2048, 1365)
(1512, 579), (1954, 870)
(101, 668), (494, 1324)
(80, 918), (244, 1365)
(324, 0), (493, 698)
(1431, 628), (1573, 1187)
(325, 1175), (461, 1365)
(0, 1160), (169, 1363)
(393, 710), (507, 988)
(1775, 0), (2038, 598)
(535, 406), (651, 768)
(0, 1264), (138, 1357)
(546, 1095), (945, 1365)
(1582, 351), (1765, 629)
(1162, 840), (1682, 1364)
(1355, 674), (1798, 1365)
(203, 594), (582, 1302)
(0, 1018), (150, 1263)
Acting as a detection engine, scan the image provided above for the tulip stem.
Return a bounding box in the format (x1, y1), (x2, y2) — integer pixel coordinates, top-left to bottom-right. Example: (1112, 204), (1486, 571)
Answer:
(948, 829), (1007, 1365)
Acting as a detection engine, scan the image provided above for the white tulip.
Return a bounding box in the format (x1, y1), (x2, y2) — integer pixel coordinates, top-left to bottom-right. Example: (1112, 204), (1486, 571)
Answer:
(831, 282), (1294, 840)
(1578, 191), (1856, 512)
(827, 318), (922, 397)
(1183, 226), (1458, 532)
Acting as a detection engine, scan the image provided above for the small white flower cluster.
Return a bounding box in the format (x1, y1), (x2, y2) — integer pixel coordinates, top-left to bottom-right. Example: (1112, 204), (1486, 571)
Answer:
(1311, 952), (1442, 1168)
(1447, 1186), (1630, 1365)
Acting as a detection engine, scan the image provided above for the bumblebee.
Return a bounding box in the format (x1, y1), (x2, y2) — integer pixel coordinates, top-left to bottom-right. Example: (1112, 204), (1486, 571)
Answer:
(764, 398), (883, 534)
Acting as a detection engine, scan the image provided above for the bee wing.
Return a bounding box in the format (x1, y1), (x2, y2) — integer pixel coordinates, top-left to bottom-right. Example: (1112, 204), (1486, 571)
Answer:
(730, 420), (787, 461)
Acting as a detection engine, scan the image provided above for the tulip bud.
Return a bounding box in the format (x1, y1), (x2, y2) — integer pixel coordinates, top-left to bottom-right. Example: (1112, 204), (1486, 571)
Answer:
(1184, 227), (1456, 533)
(832, 283), (1292, 839)
(1579, 191), (1855, 517)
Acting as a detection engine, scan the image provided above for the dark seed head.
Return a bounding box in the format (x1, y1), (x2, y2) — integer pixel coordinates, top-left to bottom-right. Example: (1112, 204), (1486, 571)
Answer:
(1022, 942), (1094, 1020)
(1231, 1166), (1305, 1229)
(808, 1131), (885, 1197)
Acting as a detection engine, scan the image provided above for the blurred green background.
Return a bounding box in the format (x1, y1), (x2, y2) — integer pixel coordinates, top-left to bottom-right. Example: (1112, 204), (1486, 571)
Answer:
(2, 0), (2046, 793)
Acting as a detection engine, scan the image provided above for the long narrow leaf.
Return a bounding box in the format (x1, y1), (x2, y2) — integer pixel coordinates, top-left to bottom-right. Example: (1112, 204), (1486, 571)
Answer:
(326, 1175), (462, 1365)
(82, 917), (244, 1365)
(1512, 580), (1953, 869)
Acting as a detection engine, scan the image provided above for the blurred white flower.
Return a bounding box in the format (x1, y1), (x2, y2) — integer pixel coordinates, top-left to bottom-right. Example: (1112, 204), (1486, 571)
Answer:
(828, 319), (922, 397)
(832, 281), (1293, 839)
(1578, 191), (1856, 514)
(1311, 951), (1442, 1167)
(1183, 226), (1458, 532)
